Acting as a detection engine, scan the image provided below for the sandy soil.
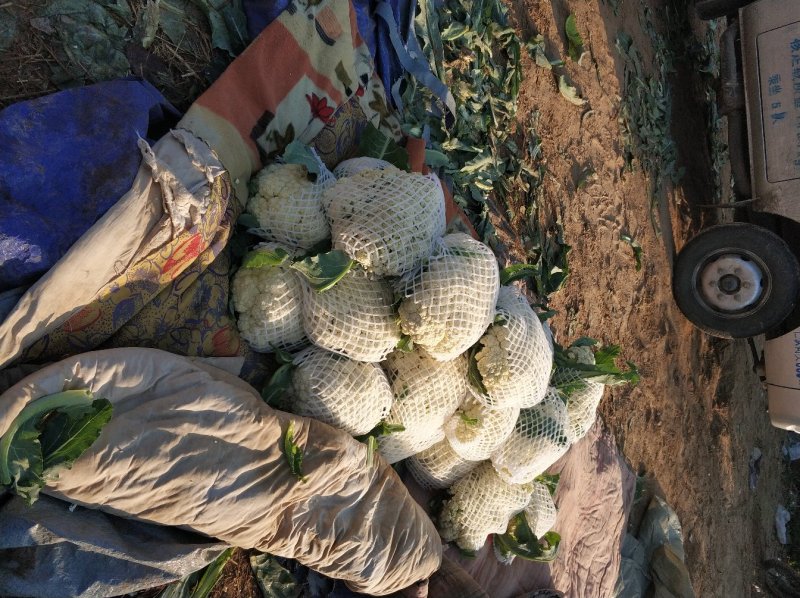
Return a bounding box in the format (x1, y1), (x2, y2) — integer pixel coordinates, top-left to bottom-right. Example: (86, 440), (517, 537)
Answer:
(505, 0), (788, 595)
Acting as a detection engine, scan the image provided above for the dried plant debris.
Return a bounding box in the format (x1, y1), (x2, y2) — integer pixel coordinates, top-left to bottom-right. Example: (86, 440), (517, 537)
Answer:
(400, 0), (543, 248)
(0, 0), (247, 110)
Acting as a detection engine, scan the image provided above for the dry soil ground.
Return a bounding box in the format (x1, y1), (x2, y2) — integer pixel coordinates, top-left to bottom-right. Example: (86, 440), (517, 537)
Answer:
(509, 0), (789, 596)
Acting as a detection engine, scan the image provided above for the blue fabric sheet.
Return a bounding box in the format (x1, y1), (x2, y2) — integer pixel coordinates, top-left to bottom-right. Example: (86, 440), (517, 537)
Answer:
(0, 78), (178, 292)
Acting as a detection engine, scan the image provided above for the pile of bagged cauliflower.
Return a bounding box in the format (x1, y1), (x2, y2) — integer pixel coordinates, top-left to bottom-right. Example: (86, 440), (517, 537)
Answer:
(232, 154), (608, 554)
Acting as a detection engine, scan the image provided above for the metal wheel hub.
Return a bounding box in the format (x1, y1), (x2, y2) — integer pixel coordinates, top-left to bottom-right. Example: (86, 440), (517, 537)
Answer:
(699, 254), (763, 311)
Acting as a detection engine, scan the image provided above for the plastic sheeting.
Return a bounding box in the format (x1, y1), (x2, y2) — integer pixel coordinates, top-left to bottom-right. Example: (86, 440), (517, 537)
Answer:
(0, 494), (228, 598)
(0, 78), (178, 291)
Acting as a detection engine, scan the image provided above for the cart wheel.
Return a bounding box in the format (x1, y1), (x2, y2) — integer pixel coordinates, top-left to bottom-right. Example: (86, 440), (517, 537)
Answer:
(695, 0), (752, 20)
(672, 223), (800, 338)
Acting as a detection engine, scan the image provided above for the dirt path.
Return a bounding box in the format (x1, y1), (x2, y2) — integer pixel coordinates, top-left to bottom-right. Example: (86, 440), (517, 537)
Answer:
(507, 0), (787, 594)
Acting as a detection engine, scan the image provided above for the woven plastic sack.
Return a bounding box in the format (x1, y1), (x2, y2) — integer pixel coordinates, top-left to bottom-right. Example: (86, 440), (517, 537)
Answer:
(232, 243), (306, 352)
(555, 368), (605, 441)
(289, 346), (393, 435)
(405, 439), (479, 490)
(491, 389), (573, 485)
(332, 157), (397, 179)
(325, 169), (445, 276)
(398, 233), (500, 361)
(524, 481), (558, 538)
(377, 350), (467, 463)
(246, 162), (334, 251)
(439, 462), (534, 552)
(301, 267), (399, 362)
(473, 286), (553, 410)
(444, 391), (519, 461)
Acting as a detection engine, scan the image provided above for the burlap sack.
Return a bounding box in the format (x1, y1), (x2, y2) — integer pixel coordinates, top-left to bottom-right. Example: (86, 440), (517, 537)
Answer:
(0, 348), (441, 595)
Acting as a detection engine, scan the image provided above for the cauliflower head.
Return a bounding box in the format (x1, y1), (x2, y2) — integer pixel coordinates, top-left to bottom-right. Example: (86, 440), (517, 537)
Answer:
(375, 350), (468, 463)
(332, 157), (398, 180)
(564, 376), (605, 440)
(246, 163), (331, 250)
(566, 344), (595, 365)
(473, 285), (553, 409)
(524, 481), (558, 538)
(438, 462), (534, 552)
(398, 233), (500, 361)
(289, 346), (392, 436)
(490, 389), (573, 485)
(301, 267), (400, 363)
(232, 245), (306, 352)
(443, 393), (518, 461)
(325, 169), (446, 276)
(406, 439), (479, 490)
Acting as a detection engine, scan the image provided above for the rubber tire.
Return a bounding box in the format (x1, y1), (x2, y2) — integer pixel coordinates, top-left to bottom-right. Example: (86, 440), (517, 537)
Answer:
(695, 0), (752, 20)
(672, 223), (800, 338)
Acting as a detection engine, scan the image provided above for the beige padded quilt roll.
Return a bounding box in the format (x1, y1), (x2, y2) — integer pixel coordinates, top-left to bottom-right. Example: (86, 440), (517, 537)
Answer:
(0, 348), (442, 595)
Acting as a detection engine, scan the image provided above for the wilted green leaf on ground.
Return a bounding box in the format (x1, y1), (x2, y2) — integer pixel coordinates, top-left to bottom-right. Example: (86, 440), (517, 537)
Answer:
(620, 234), (643, 271)
(250, 554), (301, 598)
(565, 14), (584, 62)
(134, 0), (160, 49)
(558, 75), (586, 106)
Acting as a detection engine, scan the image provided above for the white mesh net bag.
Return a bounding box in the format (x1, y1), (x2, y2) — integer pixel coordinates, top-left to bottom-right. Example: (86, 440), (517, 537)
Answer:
(524, 481), (558, 538)
(472, 285), (553, 410)
(378, 426), (445, 465)
(405, 439), (479, 490)
(376, 351), (468, 463)
(288, 346), (392, 436)
(301, 267), (400, 362)
(246, 162), (334, 251)
(231, 243), (306, 352)
(397, 233), (500, 362)
(332, 157), (398, 179)
(490, 388), (573, 485)
(438, 462), (534, 552)
(444, 391), (519, 461)
(555, 368), (605, 441)
(324, 169), (446, 276)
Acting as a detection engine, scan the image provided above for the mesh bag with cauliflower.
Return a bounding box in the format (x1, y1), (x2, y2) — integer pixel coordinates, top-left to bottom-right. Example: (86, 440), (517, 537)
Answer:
(405, 439), (479, 490)
(325, 169), (446, 276)
(231, 243), (306, 352)
(332, 157), (398, 179)
(287, 346), (393, 436)
(301, 267), (400, 363)
(444, 392), (519, 461)
(397, 233), (500, 362)
(491, 388), (573, 485)
(438, 462), (534, 552)
(551, 343), (607, 440)
(555, 368), (605, 441)
(471, 285), (553, 410)
(377, 351), (467, 463)
(524, 480), (558, 538)
(246, 162), (334, 251)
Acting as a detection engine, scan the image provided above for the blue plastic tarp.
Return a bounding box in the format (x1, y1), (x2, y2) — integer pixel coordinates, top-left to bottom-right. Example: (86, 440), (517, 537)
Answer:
(0, 78), (178, 292)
